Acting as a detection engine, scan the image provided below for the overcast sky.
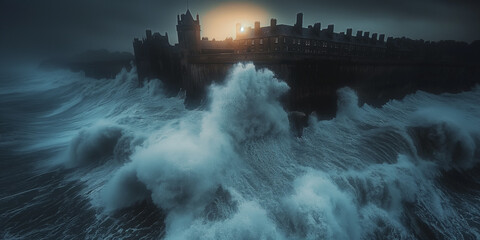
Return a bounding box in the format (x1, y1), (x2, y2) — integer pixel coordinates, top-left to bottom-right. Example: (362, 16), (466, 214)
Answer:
(1, 0), (479, 57)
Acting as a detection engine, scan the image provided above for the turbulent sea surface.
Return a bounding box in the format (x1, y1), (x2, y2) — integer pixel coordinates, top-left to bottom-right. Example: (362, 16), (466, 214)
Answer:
(1, 63), (480, 239)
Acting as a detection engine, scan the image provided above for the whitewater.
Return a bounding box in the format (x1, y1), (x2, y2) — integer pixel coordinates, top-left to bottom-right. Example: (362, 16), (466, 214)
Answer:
(1, 63), (480, 239)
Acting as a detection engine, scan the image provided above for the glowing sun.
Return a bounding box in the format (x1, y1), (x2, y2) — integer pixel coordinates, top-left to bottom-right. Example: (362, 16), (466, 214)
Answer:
(202, 2), (270, 40)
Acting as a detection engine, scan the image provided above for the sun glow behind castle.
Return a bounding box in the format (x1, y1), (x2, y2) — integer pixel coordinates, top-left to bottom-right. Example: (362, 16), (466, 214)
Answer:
(202, 2), (270, 40)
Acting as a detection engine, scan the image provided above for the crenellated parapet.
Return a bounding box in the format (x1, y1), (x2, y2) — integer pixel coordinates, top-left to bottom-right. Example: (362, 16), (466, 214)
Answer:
(132, 9), (480, 110)
(176, 9), (201, 53)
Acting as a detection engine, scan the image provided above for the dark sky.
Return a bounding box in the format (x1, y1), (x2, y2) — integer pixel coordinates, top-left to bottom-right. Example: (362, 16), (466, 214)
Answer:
(1, 0), (479, 57)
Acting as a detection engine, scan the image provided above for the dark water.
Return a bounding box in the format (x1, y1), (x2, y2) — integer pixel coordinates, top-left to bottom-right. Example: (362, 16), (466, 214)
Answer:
(1, 63), (480, 239)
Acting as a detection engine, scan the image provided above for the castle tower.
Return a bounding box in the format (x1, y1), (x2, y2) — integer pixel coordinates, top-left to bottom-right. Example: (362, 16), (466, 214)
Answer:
(176, 9), (201, 53)
(294, 13), (303, 34)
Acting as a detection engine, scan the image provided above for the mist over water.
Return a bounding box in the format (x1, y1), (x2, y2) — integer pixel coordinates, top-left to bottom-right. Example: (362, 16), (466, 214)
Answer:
(1, 63), (480, 239)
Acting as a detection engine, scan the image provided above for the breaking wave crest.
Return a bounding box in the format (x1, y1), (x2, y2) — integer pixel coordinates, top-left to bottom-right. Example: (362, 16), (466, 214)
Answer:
(100, 63), (291, 238)
(2, 63), (480, 239)
(408, 107), (480, 171)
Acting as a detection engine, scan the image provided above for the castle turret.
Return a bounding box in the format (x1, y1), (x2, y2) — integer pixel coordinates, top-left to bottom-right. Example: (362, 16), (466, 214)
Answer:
(294, 13), (303, 34)
(356, 30), (363, 38)
(327, 24), (334, 38)
(271, 19), (277, 32)
(255, 21), (261, 35)
(176, 9), (201, 53)
(146, 29), (152, 40)
(379, 34), (385, 43)
(346, 28), (352, 38)
(313, 23), (321, 36)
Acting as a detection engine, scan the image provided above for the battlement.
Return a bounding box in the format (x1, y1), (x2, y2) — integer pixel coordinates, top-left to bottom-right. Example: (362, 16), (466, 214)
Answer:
(132, 9), (480, 116)
(176, 9), (201, 52)
(135, 9), (480, 65)
(172, 10), (389, 58)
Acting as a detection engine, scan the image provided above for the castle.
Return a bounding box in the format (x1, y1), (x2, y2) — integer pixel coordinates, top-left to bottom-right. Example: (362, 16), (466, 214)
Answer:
(135, 9), (389, 62)
(133, 9), (480, 119)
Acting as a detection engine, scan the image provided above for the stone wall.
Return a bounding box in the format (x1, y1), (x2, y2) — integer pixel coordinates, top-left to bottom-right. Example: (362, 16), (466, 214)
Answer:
(180, 59), (480, 118)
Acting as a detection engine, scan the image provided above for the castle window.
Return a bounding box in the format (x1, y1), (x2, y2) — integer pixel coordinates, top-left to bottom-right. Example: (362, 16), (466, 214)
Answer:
(293, 39), (296, 44)
(252, 40), (255, 45)
(306, 40), (310, 46)
(298, 39), (301, 45)
(260, 39), (263, 44)
(275, 37), (279, 44)
(283, 37), (286, 43)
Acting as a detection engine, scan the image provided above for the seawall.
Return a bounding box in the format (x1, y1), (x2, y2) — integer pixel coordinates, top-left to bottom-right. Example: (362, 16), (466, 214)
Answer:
(179, 56), (480, 118)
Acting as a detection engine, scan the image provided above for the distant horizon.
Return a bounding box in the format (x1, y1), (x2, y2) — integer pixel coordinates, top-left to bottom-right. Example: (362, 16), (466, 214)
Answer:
(1, 1), (479, 57)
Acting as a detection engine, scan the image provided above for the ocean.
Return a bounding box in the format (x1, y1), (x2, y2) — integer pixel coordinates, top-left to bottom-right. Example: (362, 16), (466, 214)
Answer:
(1, 63), (479, 239)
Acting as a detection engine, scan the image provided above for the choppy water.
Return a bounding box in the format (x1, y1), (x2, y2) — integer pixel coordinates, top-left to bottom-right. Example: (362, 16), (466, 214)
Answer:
(1, 63), (480, 239)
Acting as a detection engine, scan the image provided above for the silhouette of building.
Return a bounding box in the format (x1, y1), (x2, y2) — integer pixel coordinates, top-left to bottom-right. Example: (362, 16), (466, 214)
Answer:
(132, 9), (480, 117)
(176, 9), (201, 53)
(233, 13), (386, 57)
(134, 9), (390, 67)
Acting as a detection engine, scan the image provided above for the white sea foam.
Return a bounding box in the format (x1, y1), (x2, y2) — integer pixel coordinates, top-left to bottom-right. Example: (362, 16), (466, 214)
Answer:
(99, 63), (292, 238)
(8, 63), (479, 239)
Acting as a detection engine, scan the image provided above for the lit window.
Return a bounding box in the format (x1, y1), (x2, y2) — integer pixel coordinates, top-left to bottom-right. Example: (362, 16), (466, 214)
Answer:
(260, 39), (263, 44)
(252, 40), (255, 45)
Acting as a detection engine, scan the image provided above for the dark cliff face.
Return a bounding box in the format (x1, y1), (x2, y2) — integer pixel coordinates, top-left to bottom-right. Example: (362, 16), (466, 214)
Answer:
(133, 35), (480, 118)
(175, 59), (480, 119)
(132, 19), (480, 119)
(272, 60), (480, 118)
